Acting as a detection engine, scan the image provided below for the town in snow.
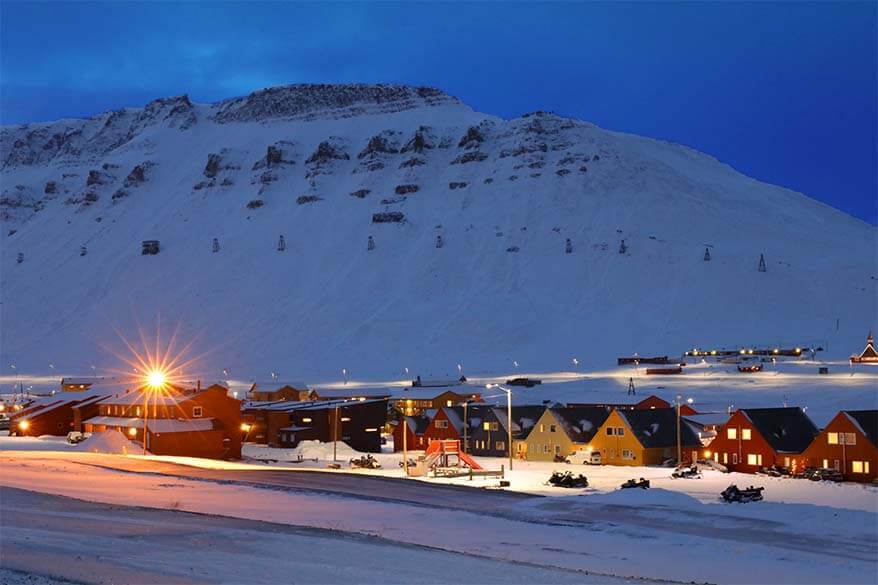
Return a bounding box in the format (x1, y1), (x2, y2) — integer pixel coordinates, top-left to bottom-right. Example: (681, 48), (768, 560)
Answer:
(0, 3), (876, 585)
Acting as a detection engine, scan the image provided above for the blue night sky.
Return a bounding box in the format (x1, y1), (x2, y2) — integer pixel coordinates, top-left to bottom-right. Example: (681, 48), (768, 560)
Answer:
(1, 2), (875, 224)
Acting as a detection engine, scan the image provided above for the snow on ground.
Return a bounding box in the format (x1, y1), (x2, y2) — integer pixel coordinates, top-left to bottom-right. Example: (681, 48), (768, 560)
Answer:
(73, 429), (142, 454)
(1, 487), (599, 585)
(1, 449), (875, 584)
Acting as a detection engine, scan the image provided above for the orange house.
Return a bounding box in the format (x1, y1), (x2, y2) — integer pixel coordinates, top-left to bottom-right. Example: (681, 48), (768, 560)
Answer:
(705, 408), (817, 473)
(801, 410), (877, 482)
(590, 408), (701, 466)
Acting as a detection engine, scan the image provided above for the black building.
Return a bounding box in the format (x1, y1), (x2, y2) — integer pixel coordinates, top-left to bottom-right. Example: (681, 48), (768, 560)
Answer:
(276, 398), (388, 453)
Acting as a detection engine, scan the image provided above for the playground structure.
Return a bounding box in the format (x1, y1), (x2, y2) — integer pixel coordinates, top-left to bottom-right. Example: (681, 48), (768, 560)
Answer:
(406, 439), (503, 480)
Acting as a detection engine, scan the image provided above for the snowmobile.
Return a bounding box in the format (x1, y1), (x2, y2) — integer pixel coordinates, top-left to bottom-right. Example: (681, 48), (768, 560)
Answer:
(398, 458), (416, 469)
(350, 454), (382, 469)
(671, 464), (701, 479)
(720, 484), (764, 503)
(757, 465), (790, 478)
(553, 454), (570, 463)
(547, 470), (588, 488)
(620, 478), (650, 489)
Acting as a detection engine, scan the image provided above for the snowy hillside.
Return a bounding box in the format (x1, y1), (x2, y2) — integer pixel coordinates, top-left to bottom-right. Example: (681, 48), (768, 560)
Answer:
(1, 83), (875, 378)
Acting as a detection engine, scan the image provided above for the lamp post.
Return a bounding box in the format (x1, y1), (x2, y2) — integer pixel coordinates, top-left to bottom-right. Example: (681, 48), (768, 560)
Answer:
(486, 384), (513, 471)
(675, 395), (694, 465)
(462, 399), (476, 454)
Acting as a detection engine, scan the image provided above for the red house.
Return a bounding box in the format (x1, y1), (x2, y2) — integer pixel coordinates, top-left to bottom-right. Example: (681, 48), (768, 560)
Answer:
(422, 407), (465, 445)
(393, 414), (431, 451)
(10, 392), (112, 437)
(801, 410), (878, 482)
(705, 407), (818, 473)
(83, 383), (242, 459)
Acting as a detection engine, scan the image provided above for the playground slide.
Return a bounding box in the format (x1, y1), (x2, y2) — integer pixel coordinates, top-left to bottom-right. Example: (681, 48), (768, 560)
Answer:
(457, 451), (483, 470)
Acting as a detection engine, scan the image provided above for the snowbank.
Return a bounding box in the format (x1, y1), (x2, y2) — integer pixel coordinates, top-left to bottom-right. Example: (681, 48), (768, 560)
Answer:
(74, 430), (142, 455)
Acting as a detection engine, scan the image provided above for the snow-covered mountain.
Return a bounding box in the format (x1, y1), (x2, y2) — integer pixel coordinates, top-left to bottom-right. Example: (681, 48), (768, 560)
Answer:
(1, 83), (875, 378)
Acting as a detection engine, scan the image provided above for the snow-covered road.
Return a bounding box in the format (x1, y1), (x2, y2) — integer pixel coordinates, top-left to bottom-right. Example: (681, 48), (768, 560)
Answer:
(0, 487), (601, 585)
(2, 451), (876, 584)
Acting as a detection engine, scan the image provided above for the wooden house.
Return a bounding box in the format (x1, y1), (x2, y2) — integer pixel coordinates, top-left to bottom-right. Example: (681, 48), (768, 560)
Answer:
(248, 382), (313, 402)
(392, 413), (432, 451)
(421, 406), (466, 445)
(590, 408), (702, 466)
(704, 407), (818, 473)
(60, 377), (114, 393)
(469, 405), (545, 458)
(850, 332), (878, 364)
(801, 410), (878, 482)
(277, 399), (387, 452)
(82, 383), (242, 459)
(10, 392), (111, 437)
(524, 406), (611, 461)
(390, 387), (482, 416)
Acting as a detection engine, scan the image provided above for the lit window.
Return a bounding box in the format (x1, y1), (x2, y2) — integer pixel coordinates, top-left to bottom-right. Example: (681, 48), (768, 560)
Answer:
(713, 452), (718, 462)
(723, 452), (728, 464)
(742, 429), (751, 440)
(727, 428), (737, 440)
(622, 449), (634, 460)
(822, 459), (829, 468)
(483, 422), (490, 430)
(446, 400), (453, 407)
(302, 417), (312, 423)
(852, 461), (864, 474)
(540, 424), (545, 432)
(341, 417), (351, 422)
(747, 453), (762, 466)
(435, 420), (448, 429)
(828, 432), (838, 445)
(192, 406), (203, 418)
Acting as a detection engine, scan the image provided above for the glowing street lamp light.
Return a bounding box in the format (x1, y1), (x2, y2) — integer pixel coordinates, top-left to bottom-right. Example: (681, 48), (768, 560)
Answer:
(486, 383), (514, 472)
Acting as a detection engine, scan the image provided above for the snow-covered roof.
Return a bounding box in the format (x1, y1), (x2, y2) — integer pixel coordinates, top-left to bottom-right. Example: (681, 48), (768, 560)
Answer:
(390, 387), (475, 400)
(84, 416), (215, 433)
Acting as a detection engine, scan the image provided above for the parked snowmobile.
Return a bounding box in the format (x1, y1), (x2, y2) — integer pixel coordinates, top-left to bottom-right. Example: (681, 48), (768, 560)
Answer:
(671, 464), (701, 479)
(350, 454), (382, 469)
(547, 470), (589, 488)
(621, 478), (650, 489)
(720, 484), (764, 503)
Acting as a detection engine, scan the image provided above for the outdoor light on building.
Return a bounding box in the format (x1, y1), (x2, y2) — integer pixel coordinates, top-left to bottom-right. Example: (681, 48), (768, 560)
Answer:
(341, 417), (351, 422)
(704, 450), (712, 459)
(18, 420), (30, 431)
(240, 423), (252, 432)
(0, 403), (5, 413)
(128, 427), (137, 437)
(146, 369), (167, 389)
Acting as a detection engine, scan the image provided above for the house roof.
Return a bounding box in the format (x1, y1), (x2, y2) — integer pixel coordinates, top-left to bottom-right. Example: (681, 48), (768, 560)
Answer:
(84, 416), (215, 433)
(487, 405), (546, 438)
(739, 407), (819, 454)
(391, 387), (475, 400)
(441, 407), (465, 435)
(13, 391), (113, 420)
(842, 410), (878, 447)
(250, 382), (311, 392)
(311, 388), (392, 400)
(617, 408), (701, 449)
(552, 406), (611, 443)
(403, 415), (431, 435)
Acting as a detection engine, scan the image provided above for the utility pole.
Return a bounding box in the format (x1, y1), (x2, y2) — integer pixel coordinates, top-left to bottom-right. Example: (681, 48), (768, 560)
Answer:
(487, 384), (514, 471)
(402, 409), (408, 475)
(333, 405), (339, 462)
(675, 395), (682, 465)
(143, 390), (149, 456)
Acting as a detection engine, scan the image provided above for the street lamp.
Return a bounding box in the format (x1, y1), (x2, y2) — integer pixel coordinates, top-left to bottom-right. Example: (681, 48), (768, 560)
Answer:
(342, 368), (348, 385)
(675, 395), (694, 465)
(486, 384), (514, 471)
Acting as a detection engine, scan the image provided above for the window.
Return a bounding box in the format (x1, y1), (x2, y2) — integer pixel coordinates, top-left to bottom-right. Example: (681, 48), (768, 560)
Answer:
(554, 445), (561, 454)
(490, 422), (499, 431)
(543, 444), (549, 453)
(302, 417), (312, 423)
(540, 424), (545, 432)
(723, 452), (728, 464)
(727, 428), (737, 440)
(747, 454), (762, 466)
(483, 422), (490, 430)
(852, 461), (865, 474)
(496, 441), (505, 451)
(605, 427), (624, 436)
(606, 427), (614, 436)
(742, 429), (751, 440)
(622, 449), (635, 460)
(446, 400), (453, 407)
(135, 407), (141, 416)
(822, 459), (829, 469)
(517, 443), (525, 452)
(192, 406), (203, 418)
(713, 452), (719, 462)
(550, 424), (556, 433)
(833, 459), (840, 471)
(732, 453), (738, 464)
(844, 433), (856, 445)
(828, 432), (839, 445)
(435, 420), (448, 429)
(784, 457), (790, 468)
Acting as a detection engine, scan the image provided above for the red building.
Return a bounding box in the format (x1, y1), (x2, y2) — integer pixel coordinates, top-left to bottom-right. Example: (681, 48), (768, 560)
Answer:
(83, 383), (242, 459)
(421, 407), (465, 445)
(705, 407), (818, 473)
(393, 414), (431, 451)
(801, 410), (878, 482)
(568, 394), (697, 415)
(10, 392), (111, 437)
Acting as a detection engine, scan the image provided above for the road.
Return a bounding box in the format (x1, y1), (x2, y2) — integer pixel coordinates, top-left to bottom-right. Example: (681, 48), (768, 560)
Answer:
(0, 487), (605, 585)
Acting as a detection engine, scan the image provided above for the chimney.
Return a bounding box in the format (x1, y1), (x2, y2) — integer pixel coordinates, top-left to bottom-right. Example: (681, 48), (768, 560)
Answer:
(197, 379), (201, 391)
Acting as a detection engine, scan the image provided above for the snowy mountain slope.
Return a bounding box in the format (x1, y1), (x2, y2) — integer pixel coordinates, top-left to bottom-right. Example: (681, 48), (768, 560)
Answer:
(0, 84), (875, 378)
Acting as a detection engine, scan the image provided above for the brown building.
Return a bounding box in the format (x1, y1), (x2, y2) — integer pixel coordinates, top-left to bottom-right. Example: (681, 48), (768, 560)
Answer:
(390, 387), (482, 416)
(248, 382), (313, 402)
(83, 383), (242, 459)
(850, 332), (878, 364)
(60, 377), (116, 393)
(10, 392), (112, 437)
(801, 410), (878, 482)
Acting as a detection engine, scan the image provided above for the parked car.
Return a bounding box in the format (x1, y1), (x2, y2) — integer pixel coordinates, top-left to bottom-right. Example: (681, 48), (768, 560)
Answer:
(505, 377), (542, 387)
(66, 431), (89, 444)
(567, 449), (602, 465)
(801, 467), (843, 482)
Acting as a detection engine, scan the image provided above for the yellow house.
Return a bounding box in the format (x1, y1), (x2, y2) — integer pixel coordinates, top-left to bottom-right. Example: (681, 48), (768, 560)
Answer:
(590, 408), (701, 466)
(524, 407), (611, 461)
